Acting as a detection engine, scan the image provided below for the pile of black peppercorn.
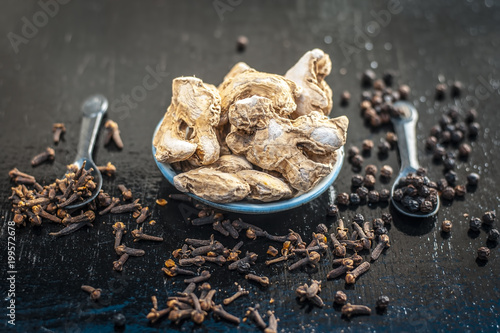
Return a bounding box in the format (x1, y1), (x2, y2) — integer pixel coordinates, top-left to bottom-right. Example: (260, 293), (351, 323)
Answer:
(392, 168), (438, 214)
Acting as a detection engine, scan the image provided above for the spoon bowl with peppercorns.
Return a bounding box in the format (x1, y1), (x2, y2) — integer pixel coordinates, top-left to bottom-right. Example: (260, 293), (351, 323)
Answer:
(390, 101), (440, 218)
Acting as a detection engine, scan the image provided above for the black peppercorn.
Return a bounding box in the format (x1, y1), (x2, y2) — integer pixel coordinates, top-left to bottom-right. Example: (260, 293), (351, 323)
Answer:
(454, 185), (466, 197)
(407, 199), (420, 212)
(441, 131), (451, 143)
(340, 91), (351, 106)
(379, 189), (390, 202)
(362, 69), (376, 87)
(351, 154), (364, 168)
(378, 140), (391, 154)
(385, 132), (398, 146)
(370, 115), (382, 127)
(451, 130), (463, 143)
(466, 173), (480, 186)
(348, 146), (360, 158)
(367, 190), (380, 203)
(353, 214), (365, 224)
(477, 247), (490, 261)
(373, 218), (384, 229)
(404, 184), (417, 197)
(487, 229), (499, 242)
(365, 164), (377, 175)
(465, 109), (478, 123)
(416, 167), (427, 177)
(437, 178), (448, 191)
(356, 186), (369, 200)
(468, 122), (480, 137)
(373, 79), (385, 91)
(382, 70), (395, 86)
(393, 189), (404, 201)
(458, 143), (472, 157)
(336, 193), (350, 206)
(435, 83), (447, 100)
(441, 187), (455, 200)
(381, 213), (392, 225)
(350, 193), (361, 205)
(361, 139), (374, 152)
(482, 211), (496, 225)
(427, 194), (438, 205)
(417, 186), (430, 197)
(236, 35), (249, 52)
(351, 174), (364, 187)
(433, 146), (446, 160)
(430, 125), (442, 138)
(441, 220), (452, 232)
(425, 136), (438, 150)
(375, 226), (388, 236)
(469, 217), (482, 232)
(450, 81), (462, 97)
(380, 165), (393, 179)
(376, 296), (390, 311)
(398, 84), (410, 99)
(361, 91), (372, 101)
(446, 106), (460, 122)
(443, 158), (456, 170)
(327, 204), (339, 217)
(444, 171), (457, 185)
(420, 201), (434, 213)
(364, 174), (376, 188)
(113, 313), (126, 328)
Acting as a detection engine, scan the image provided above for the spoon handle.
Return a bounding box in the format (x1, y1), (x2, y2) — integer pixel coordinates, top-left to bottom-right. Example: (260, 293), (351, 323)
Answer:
(75, 95), (109, 161)
(392, 101), (420, 171)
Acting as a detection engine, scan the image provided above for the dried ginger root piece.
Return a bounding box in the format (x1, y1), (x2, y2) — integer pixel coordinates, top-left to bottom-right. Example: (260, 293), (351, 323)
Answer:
(153, 77), (221, 166)
(217, 69), (301, 126)
(226, 95), (348, 192)
(219, 62), (252, 86)
(206, 155), (253, 174)
(236, 170), (293, 202)
(285, 48), (333, 118)
(174, 168), (250, 203)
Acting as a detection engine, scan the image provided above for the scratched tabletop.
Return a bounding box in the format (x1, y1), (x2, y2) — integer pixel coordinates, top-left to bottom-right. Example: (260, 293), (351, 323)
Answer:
(1, 1), (500, 332)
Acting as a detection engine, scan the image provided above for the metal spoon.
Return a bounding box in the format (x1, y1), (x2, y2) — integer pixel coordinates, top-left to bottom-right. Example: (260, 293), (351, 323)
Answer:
(65, 94), (109, 209)
(390, 101), (440, 218)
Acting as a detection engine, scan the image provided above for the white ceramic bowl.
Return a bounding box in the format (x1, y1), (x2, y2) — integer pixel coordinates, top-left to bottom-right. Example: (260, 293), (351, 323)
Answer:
(152, 120), (344, 214)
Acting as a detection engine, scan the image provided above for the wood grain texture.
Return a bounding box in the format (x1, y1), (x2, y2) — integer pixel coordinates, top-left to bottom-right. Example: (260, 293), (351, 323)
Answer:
(0, 0), (499, 331)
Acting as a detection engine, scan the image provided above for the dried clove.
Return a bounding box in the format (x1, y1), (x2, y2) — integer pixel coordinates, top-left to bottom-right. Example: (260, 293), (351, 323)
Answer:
(264, 310), (278, 333)
(52, 123), (66, 143)
(31, 205), (62, 223)
(245, 274), (270, 287)
(112, 222), (126, 249)
(113, 253), (129, 272)
(49, 220), (93, 237)
(179, 256), (205, 267)
(115, 245), (145, 257)
(81, 285), (102, 301)
(104, 120), (124, 149)
(117, 184), (133, 201)
(334, 291), (347, 305)
(345, 261), (371, 284)
(212, 304), (240, 325)
(189, 293), (207, 325)
(288, 251), (320, 271)
(327, 259), (354, 279)
(213, 221), (230, 236)
(184, 270), (211, 284)
(31, 147), (55, 166)
(223, 286), (249, 305)
(341, 303), (371, 318)
(62, 210), (95, 224)
(132, 228), (163, 242)
(162, 266), (196, 277)
(97, 162), (116, 177)
(245, 304), (267, 330)
(370, 234), (390, 261)
(222, 219), (239, 239)
(99, 197), (120, 215)
(110, 199), (141, 214)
